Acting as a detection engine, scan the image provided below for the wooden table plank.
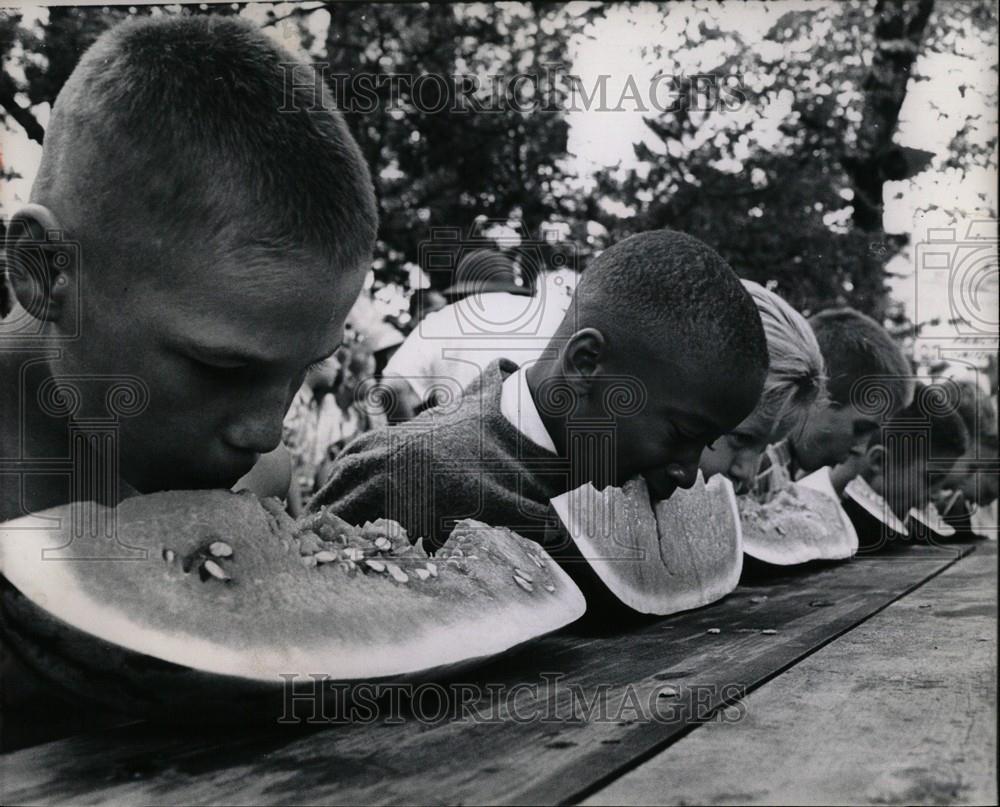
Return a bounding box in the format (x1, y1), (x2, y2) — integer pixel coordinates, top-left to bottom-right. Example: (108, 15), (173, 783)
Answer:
(582, 542), (997, 806)
(1, 542), (979, 807)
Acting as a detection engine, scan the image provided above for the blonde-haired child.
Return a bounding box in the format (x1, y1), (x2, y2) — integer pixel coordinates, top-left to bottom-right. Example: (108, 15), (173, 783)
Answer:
(700, 280), (826, 493)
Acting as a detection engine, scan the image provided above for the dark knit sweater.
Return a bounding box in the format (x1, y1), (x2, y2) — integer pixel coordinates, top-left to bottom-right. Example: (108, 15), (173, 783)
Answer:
(310, 360), (570, 549)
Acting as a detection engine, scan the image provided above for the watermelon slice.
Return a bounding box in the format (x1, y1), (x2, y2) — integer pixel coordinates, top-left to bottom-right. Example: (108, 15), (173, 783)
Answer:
(907, 502), (956, 539)
(0, 490), (585, 717)
(738, 469), (859, 565)
(549, 473), (742, 615)
(844, 475), (910, 536)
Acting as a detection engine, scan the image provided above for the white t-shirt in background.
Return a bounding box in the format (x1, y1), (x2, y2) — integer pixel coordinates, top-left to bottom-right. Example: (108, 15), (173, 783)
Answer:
(384, 284), (573, 402)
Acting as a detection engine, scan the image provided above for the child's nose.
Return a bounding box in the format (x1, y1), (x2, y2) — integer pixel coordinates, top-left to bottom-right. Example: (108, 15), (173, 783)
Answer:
(222, 397), (286, 455)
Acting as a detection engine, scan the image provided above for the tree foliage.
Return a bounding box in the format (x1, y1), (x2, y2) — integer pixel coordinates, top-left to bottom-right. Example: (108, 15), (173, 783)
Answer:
(1, 1), (995, 324)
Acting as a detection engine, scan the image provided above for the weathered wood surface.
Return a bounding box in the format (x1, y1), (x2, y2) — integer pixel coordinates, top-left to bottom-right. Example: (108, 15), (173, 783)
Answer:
(0, 541), (978, 806)
(584, 542), (998, 806)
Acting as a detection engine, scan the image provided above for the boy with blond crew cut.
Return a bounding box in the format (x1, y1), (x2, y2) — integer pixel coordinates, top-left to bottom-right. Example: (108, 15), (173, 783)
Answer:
(0, 15), (377, 748)
(1, 15), (378, 524)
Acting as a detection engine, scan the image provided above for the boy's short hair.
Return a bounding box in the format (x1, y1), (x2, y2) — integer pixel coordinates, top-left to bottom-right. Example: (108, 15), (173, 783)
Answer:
(808, 308), (913, 414)
(32, 14), (377, 271)
(741, 280), (825, 437)
(572, 229), (768, 377)
(876, 382), (969, 459)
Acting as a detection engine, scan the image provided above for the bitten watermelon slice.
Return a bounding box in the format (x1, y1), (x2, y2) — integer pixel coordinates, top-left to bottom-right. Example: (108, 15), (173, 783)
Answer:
(549, 473), (742, 615)
(738, 469), (859, 565)
(0, 490), (585, 717)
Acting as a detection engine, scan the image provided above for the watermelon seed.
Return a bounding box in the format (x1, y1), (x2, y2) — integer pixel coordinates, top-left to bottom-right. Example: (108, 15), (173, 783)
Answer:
(201, 559), (230, 582)
(414, 568), (430, 581)
(530, 554), (545, 568)
(208, 541), (233, 559)
(301, 555), (317, 568)
(385, 562), (409, 583)
(374, 537), (391, 552)
(706, 628), (721, 635)
(425, 562), (438, 577)
(761, 629), (778, 635)
(314, 551), (338, 564)
(543, 583), (556, 593)
(749, 596), (767, 604)
(513, 574), (534, 593)
(365, 559), (386, 573)
(162, 548), (175, 563)
(513, 568), (533, 583)
(658, 686), (679, 698)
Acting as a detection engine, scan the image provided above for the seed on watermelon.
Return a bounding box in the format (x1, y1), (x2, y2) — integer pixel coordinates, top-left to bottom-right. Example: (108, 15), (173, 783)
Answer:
(374, 537), (391, 552)
(301, 555), (317, 568)
(201, 559), (230, 582)
(761, 629), (778, 635)
(706, 628), (721, 635)
(513, 568), (533, 583)
(208, 541), (233, 559)
(425, 562), (438, 577)
(414, 568), (430, 581)
(385, 562), (409, 583)
(162, 548), (175, 563)
(365, 559), (386, 573)
(529, 554), (545, 568)
(314, 551), (338, 564)
(513, 574), (534, 593)
(543, 583), (556, 593)
(658, 686), (679, 698)
(298, 533), (322, 556)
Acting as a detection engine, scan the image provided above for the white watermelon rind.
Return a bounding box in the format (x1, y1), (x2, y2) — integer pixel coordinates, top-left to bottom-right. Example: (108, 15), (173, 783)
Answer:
(0, 501), (586, 687)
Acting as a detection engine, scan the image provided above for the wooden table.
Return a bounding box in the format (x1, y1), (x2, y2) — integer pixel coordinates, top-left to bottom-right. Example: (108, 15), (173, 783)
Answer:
(2, 539), (995, 806)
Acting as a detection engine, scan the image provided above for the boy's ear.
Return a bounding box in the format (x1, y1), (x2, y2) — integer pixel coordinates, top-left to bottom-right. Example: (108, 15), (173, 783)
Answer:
(5, 204), (77, 325)
(561, 328), (605, 390)
(866, 444), (886, 477)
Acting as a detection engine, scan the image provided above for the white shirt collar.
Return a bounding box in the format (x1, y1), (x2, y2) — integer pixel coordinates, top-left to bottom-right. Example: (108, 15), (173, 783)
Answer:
(500, 366), (557, 454)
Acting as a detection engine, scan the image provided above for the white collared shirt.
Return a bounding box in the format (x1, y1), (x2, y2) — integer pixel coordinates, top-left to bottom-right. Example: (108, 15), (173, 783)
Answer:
(500, 366), (557, 454)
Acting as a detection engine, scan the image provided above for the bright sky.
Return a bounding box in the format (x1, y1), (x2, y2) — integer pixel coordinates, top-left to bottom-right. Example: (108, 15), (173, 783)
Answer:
(1, 1), (996, 351)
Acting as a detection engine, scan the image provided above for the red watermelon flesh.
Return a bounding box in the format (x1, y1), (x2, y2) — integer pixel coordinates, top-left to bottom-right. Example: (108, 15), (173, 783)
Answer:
(550, 473), (742, 615)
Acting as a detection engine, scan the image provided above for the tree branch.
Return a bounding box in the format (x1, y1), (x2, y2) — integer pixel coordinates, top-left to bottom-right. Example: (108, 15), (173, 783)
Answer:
(0, 75), (44, 144)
